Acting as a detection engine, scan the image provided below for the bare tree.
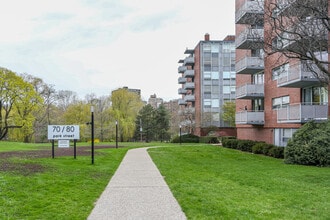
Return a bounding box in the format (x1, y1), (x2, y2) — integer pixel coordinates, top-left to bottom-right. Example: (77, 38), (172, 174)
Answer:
(262, 0), (329, 84)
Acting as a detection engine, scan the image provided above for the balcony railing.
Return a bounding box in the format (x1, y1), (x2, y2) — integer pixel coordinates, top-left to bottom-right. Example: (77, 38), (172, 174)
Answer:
(184, 69), (195, 78)
(178, 88), (187, 95)
(236, 56), (264, 74)
(235, 0), (264, 24)
(236, 83), (264, 99)
(178, 66), (186, 73)
(183, 56), (194, 66)
(178, 99), (186, 105)
(236, 28), (264, 49)
(277, 61), (327, 88)
(184, 82), (195, 90)
(178, 77), (186, 84)
(277, 103), (328, 123)
(281, 19), (328, 51)
(184, 94), (195, 102)
(236, 111), (265, 125)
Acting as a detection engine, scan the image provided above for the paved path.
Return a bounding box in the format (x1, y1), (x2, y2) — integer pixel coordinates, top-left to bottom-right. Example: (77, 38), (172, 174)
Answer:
(87, 147), (187, 220)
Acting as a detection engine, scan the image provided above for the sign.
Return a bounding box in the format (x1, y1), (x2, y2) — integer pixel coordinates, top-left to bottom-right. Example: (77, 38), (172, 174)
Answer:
(58, 140), (70, 148)
(48, 125), (80, 140)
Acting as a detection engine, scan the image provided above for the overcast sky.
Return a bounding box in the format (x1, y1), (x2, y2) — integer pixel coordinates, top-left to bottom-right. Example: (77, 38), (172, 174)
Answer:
(0, 0), (234, 101)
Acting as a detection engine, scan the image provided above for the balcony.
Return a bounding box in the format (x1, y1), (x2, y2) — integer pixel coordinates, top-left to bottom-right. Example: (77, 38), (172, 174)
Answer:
(235, 0), (264, 24)
(183, 56), (194, 66)
(184, 69), (195, 78)
(184, 94), (195, 102)
(280, 19), (328, 51)
(236, 83), (264, 99)
(178, 99), (186, 105)
(236, 111), (265, 125)
(184, 82), (195, 90)
(178, 88), (187, 95)
(236, 56), (264, 74)
(236, 28), (264, 49)
(178, 66), (186, 73)
(277, 103), (328, 123)
(277, 61), (327, 88)
(178, 77), (186, 84)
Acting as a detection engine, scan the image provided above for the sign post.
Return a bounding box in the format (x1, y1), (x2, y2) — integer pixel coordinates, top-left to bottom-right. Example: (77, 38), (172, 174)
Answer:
(48, 125), (80, 158)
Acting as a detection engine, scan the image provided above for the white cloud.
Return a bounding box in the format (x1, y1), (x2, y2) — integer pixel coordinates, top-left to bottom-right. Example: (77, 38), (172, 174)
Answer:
(0, 0), (234, 101)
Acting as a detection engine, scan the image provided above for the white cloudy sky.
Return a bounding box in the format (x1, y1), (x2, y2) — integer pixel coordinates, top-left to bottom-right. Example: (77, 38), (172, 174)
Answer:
(0, 0), (234, 101)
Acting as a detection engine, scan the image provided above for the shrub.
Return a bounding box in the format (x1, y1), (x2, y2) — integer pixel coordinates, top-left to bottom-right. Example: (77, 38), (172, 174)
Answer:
(252, 142), (267, 154)
(199, 136), (220, 144)
(222, 138), (239, 149)
(171, 133), (199, 143)
(269, 146), (284, 159)
(237, 140), (255, 152)
(284, 120), (330, 166)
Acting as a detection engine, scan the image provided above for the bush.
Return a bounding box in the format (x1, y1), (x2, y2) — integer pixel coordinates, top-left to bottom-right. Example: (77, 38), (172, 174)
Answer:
(252, 142), (267, 154)
(222, 138), (239, 149)
(285, 120), (330, 166)
(237, 140), (255, 152)
(171, 133), (199, 143)
(199, 136), (220, 144)
(269, 146), (284, 159)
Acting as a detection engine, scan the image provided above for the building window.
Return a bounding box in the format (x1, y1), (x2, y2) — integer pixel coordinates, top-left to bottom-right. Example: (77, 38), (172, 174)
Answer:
(272, 63), (289, 80)
(303, 86), (328, 105)
(272, 96), (290, 109)
(274, 128), (298, 147)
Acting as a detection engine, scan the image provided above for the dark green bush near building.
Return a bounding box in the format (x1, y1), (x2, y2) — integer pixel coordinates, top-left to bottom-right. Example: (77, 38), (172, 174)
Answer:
(222, 137), (284, 159)
(199, 136), (220, 144)
(171, 133), (200, 143)
(285, 120), (330, 167)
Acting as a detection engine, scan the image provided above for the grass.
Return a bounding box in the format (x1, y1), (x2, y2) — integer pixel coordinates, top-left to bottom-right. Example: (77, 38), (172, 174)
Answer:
(148, 145), (330, 220)
(0, 141), (152, 219)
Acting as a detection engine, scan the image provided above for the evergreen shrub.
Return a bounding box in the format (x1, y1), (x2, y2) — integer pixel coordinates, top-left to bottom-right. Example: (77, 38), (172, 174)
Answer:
(284, 120), (330, 166)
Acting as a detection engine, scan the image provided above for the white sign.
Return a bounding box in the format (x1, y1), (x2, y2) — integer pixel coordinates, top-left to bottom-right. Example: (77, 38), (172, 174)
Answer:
(48, 125), (80, 140)
(58, 140), (70, 148)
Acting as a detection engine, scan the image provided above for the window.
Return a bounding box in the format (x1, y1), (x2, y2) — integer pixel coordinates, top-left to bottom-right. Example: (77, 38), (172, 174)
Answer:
(223, 72), (231, 79)
(204, 72), (211, 79)
(204, 99), (211, 107)
(303, 86), (328, 104)
(253, 72), (264, 84)
(212, 99), (219, 108)
(272, 64), (288, 80)
(272, 96), (290, 109)
(211, 72), (219, 80)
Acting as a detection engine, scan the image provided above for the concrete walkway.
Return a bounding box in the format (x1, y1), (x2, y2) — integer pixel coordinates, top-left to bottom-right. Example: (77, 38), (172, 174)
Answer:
(87, 147), (187, 220)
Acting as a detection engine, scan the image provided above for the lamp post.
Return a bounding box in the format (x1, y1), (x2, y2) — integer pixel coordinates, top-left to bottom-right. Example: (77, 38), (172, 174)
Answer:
(91, 106), (95, 164)
(115, 120), (118, 149)
(179, 125), (182, 145)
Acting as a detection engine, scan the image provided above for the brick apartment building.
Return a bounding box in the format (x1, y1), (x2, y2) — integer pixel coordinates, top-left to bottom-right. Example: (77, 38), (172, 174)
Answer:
(177, 34), (237, 137)
(235, 0), (329, 146)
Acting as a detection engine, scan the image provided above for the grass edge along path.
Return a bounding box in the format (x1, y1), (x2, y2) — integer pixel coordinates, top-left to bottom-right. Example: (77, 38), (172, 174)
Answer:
(148, 145), (330, 220)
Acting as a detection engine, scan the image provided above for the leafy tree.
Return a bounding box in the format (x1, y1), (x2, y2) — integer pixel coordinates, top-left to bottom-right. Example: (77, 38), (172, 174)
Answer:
(221, 101), (236, 127)
(0, 68), (41, 141)
(111, 88), (143, 141)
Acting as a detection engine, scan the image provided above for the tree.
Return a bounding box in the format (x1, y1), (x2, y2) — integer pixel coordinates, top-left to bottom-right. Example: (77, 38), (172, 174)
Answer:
(111, 88), (144, 141)
(135, 104), (156, 142)
(0, 68), (41, 141)
(154, 104), (170, 142)
(262, 0), (329, 84)
(221, 101), (236, 127)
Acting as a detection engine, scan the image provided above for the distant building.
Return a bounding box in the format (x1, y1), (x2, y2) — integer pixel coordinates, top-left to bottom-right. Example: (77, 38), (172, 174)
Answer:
(177, 34), (236, 137)
(112, 86), (141, 97)
(148, 94), (163, 108)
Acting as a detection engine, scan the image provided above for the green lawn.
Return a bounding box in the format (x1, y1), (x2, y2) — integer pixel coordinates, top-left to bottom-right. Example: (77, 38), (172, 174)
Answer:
(149, 145), (330, 220)
(0, 141), (153, 219)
